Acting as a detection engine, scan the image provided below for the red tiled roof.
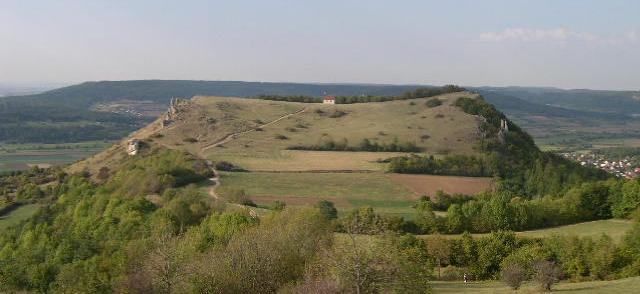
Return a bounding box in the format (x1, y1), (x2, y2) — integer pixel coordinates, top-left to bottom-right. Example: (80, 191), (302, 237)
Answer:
(324, 95), (335, 100)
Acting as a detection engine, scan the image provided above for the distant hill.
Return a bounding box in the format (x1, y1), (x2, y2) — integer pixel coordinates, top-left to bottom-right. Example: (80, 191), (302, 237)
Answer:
(0, 81), (428, 143)
(1, 80), (639, 144)
(478, 86), (640, 115)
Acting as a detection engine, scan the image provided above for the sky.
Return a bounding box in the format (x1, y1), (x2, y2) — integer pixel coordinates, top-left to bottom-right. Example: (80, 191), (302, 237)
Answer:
(1, 0), (639, 90)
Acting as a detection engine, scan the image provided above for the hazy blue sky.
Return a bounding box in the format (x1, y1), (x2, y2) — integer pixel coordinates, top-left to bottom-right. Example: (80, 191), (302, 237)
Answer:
(1, 0), (638, 89)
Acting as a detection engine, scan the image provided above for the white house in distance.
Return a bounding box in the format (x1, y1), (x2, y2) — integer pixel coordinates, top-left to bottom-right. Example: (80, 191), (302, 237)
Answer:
(323, 95), (336, 104)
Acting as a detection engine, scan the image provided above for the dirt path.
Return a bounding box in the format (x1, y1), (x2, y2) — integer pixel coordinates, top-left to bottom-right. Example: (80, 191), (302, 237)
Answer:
(201, 107), (307, 152)
(206, 161), (220, 200)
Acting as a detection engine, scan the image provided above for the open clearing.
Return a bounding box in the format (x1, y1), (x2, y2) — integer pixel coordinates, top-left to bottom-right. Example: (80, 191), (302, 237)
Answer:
(208, 150), (407, 172)
(0, 204), (40, 230)
(216, 171), (417, 214)
(431, 276), (640, 293)
(389, 174), (494, 196)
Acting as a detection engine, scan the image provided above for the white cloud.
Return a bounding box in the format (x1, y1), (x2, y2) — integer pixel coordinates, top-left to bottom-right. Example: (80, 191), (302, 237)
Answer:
(479, 28), (598, 42)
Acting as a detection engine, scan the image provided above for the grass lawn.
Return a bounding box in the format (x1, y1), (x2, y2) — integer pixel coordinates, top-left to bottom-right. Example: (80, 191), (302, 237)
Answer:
(431, 276), (640, 293)
(0, 204), (40, 230)
(217, 171), (416, 212)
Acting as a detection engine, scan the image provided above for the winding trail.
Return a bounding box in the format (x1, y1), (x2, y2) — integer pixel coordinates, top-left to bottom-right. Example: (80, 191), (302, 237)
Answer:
(201, 107), (307, 152)
(206, 161), (220, 200)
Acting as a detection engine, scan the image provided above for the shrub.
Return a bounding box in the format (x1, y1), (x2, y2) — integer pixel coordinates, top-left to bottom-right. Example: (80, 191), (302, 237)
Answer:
(534, 260), (562, 291)
(425, 98), (442, 108)
(274, 134), (288, 140)
(315, 200), (338, 220)
(225, 189), (256, 207)
(271, 200), (286, 211)
(439, 266), (467, 281)
(329, 110), (347, 118)
(502, 263), (526, 290)
(182, 137), (198, 143)
(214, 161), (246, 172)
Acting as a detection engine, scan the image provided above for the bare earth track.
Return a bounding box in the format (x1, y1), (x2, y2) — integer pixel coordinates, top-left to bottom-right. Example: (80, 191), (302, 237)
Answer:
(201, 107), (307, 152)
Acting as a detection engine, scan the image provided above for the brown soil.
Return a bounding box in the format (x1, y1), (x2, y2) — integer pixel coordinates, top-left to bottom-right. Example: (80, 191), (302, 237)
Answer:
(388, 174), (494, 198)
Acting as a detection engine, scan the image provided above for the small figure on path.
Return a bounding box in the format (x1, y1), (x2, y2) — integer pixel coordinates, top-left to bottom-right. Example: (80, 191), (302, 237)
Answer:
(463, 273), (468, 283)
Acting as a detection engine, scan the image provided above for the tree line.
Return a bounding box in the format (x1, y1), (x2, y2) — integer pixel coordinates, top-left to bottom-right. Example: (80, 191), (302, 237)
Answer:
(254, 85), (466, 104)
(288, 138), (421, 153)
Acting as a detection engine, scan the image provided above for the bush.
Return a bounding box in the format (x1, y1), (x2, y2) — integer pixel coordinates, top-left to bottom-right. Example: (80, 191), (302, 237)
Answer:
(271, 200), (286, 211)
(182, 137), (198, 143)
(315, 200), (338, 220)
(328, 110), (347, 118)
(502, 263), (526, 290)
(439, 266), (467, 281)
(425, 98), (442, 108)
(534, 260), (562, 291)
(274, 134), (288, 140)
(225, 189), (256, 207)
(214, 161), (246, 172)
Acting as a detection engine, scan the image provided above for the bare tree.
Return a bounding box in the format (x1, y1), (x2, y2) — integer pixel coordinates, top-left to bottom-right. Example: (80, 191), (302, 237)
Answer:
(533, 260), (562, 291)
(145, 234), (188, 294)
(502, 263), (526, 290)
(427, 234), (450, 279)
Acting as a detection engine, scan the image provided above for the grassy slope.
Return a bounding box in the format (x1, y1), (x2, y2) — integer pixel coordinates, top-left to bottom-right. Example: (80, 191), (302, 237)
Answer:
(0, 204), (41, 230)
(432, 276), (640, 294)
(417, 219), (634, 242)
(146, 92), (484, 168)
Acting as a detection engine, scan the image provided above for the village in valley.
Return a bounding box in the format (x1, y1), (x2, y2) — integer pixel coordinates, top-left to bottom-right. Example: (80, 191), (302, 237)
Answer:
(560, 151), (640, 179)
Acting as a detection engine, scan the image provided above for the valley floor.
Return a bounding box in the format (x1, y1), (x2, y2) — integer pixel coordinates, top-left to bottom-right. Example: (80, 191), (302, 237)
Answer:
(0, 141), (110, 172)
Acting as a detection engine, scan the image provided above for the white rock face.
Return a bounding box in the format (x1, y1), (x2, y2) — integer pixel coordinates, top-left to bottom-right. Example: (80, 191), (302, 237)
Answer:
(127, 139), (140, 156)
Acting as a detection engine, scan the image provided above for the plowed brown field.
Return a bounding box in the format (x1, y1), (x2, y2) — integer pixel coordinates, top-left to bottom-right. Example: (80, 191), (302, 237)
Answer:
(389, 174), (494, 197)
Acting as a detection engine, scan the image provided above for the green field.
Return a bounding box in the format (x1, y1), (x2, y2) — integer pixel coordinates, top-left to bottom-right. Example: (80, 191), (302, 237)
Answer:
(0, 204), (41, 230)
(515, 219), (634, 241)
(217, 171), (417, 215)
(0, 141), (110, 171)
(417, 219), (635, 241)
(432, 276), (640, 293)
